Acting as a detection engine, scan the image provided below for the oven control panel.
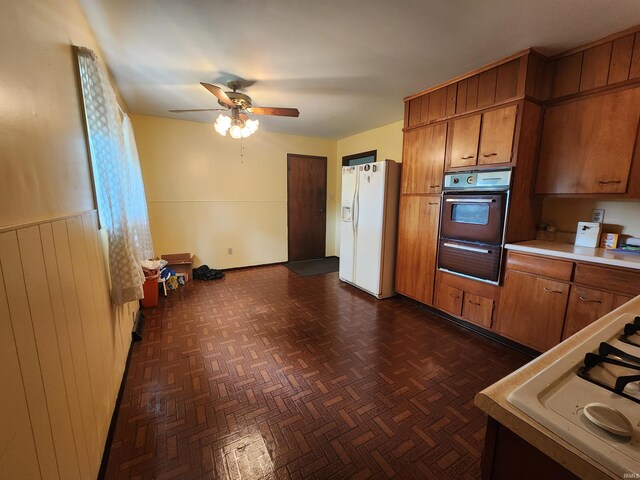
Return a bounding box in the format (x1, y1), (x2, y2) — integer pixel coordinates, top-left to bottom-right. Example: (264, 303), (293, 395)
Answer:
(444, 169), (511, 191)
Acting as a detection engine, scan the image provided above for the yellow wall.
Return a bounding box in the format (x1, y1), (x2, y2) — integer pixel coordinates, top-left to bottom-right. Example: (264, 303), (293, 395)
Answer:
(0, 1), (136, 478)
(131, 114), (338, 266)
(541, 198), (640, 240)
(333, 120), (404, 252)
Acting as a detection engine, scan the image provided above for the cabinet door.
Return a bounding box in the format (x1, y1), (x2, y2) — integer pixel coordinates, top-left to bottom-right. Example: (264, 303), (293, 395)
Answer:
(448, 114), (481, 168)
(496, 270), (570, 351)
(562, 286), (614, 340)
(462, 293), (494, 328)
(435, 282), (463, 316)
(535, 87), (640, 194)
(395, 196), (440, 305)
(401, 123), (447, 194)
(478, 105), (518, 165)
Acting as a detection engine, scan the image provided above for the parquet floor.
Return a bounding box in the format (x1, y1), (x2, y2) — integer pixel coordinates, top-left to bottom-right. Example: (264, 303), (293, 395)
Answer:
(104, 265), (529, 479)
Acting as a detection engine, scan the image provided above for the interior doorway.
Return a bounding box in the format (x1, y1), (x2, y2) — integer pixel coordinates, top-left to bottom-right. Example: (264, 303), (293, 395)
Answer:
(287, 154), (327, 262)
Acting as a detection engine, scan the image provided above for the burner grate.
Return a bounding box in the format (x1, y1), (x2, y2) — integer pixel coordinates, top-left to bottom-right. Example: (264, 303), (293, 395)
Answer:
(577, 339), (640, 405)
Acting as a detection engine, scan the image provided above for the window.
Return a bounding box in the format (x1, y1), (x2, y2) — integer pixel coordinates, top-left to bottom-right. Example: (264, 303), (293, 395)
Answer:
(342, 150), (377, 166)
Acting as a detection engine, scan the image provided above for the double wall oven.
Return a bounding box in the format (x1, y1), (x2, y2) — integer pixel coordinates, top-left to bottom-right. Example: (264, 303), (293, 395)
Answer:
(438, 169), (511, 283)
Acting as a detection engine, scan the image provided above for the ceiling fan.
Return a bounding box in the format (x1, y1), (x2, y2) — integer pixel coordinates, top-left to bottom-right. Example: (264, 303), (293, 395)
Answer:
(169, 80), (299, 138)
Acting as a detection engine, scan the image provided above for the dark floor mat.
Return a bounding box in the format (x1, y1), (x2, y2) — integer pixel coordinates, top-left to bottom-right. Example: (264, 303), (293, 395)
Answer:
(284, 256), (339, 276)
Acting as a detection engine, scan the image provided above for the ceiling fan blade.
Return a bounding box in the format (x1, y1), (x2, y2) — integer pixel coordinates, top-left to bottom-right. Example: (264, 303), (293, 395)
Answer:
(250, 106), (300, 117)
(168, 108), (225, 113)
(200, 82), (234, 108)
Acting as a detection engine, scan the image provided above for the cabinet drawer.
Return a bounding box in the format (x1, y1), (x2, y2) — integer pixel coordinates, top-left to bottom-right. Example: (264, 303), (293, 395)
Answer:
(462, 293), (494, 328)
(435, 283), (463, 316)
(506, 252), (573, 281)
(574, 263), (640, 296)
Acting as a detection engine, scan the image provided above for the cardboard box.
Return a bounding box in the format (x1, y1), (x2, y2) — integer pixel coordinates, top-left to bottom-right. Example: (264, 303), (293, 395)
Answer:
(161, 253), (193, 281)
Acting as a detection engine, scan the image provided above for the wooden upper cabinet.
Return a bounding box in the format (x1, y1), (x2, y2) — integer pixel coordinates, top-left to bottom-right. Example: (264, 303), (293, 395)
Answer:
(551, 52), (583, 98)
(447, 104), (518, 169)
(580, 42), (612, 91)
(496, 270), (570, 352)
(401, 123), (447, 194)
(478, 105), (517, 165)
(535, 87), (640, 194)
(449, 115), (481, 168)
(395, 195), (441, 305)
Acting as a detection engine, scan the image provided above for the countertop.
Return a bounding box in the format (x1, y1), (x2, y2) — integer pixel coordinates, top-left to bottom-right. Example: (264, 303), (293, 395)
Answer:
(505, 240), (640, 270)
(475, 295), (640, 480)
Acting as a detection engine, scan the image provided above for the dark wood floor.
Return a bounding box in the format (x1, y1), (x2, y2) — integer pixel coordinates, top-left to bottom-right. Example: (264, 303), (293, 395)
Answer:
(104, 265), (530, 479)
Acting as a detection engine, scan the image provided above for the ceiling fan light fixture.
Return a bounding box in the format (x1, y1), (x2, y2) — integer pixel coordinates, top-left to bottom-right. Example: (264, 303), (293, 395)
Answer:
(229, 124), (243, 139)
(214, 113), (259, 139)
(214, 113), (232, 135)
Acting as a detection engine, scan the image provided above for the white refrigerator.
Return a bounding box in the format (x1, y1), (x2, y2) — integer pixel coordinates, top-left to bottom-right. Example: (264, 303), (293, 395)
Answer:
(339, 160), (400, 299)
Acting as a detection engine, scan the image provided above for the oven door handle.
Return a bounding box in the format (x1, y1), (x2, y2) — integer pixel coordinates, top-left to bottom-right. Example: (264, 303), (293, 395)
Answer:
(445, 198), (496, 203)
(443, 242), (491, 254)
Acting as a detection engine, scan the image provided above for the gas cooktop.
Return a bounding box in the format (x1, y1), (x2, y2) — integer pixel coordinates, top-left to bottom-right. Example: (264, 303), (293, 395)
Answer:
(508, 312), (640, 478)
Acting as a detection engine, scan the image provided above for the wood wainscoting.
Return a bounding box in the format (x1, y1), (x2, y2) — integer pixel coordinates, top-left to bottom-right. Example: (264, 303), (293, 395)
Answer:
(0, 210), (136, 479)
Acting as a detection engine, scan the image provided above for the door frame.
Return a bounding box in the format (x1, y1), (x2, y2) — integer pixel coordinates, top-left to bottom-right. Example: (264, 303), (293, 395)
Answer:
(286, 153), (328, 262)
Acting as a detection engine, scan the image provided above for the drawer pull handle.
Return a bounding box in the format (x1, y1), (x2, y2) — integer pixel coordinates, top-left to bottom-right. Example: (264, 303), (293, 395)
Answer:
(445, 198), (495, 204)
(482, 153), (498, 157)
(579, 296), (602, 303)
(468, 301), (481, 306)
(543, 287), (563, 294)
(429, 184), (440, 188)
(428, 202), (438, 205)
(598, 180), (621, 185)
(461, 155), (475, 160)
(443, 242), (490, 254)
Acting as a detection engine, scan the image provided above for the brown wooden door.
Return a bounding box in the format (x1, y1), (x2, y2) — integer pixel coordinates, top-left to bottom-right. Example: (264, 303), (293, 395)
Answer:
(478, 105), (517, 165)
(496, 270), (570, 351)
(395, 195), (440, 304)
(287, 154), (327, 261)
(448, 114), (481, 168)
(401, 123), (447, 194)
(535, 87), (640, 194)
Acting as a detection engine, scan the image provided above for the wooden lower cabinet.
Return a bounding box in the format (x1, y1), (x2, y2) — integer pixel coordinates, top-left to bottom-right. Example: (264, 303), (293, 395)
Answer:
(462, 293), (494, 328)
(434, 272), (498, 329)
(482, 418), (580, 480)
(562, 286), (633, 339)
(435, 283), (463, 316)
(395, 195), (440, 305)
(496, 270), (570, 352)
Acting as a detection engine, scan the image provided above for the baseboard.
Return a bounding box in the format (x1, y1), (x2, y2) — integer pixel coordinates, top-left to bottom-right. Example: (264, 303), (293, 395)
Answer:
(398, 295), (539, 358)
(97, 331), (136, 479)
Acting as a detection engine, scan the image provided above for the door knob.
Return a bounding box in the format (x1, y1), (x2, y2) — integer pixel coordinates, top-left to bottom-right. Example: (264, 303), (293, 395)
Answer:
(319, 209), (325, 213)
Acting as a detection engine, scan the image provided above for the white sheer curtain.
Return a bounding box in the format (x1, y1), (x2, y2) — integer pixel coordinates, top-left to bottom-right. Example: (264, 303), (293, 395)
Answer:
(76, 47), (154, 304)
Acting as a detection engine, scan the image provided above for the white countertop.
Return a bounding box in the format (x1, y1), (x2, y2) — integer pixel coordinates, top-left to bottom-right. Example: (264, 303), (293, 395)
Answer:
(505, 240), (640, 270)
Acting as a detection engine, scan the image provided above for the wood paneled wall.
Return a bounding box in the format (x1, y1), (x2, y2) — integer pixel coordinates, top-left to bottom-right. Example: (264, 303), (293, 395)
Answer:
(0, 210), (135, 479)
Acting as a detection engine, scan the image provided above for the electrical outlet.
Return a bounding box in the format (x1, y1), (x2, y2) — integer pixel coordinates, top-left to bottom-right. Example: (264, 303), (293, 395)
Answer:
(227, 247), (233, 255)
(591, 209), (605, 223)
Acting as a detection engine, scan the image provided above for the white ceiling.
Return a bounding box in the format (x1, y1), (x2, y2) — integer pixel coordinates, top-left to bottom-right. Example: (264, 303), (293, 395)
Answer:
(78, 0), (640, 139)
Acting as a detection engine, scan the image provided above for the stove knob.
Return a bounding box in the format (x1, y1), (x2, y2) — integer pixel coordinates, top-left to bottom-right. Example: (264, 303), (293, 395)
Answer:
(467, 176), (475, 184)
(452, 178), (459, 184)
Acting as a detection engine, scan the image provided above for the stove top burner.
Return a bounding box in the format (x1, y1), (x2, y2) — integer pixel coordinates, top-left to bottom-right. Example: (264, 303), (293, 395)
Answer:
(507, 311), (640, 478)
(621, 316), (640, 348)
(578, 341), (640, 404)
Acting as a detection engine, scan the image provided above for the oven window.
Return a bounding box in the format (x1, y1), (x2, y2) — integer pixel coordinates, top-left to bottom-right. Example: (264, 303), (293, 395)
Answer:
(451, 203), (489, 225)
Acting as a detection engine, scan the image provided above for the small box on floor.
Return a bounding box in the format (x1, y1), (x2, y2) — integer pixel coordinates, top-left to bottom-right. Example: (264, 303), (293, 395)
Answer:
(161, 253), (193, 281)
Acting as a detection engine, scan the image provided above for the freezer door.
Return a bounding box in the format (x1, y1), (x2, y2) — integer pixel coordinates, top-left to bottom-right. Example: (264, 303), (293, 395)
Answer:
(354, 162), (386, 294)
(339, 166), (358, 282)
